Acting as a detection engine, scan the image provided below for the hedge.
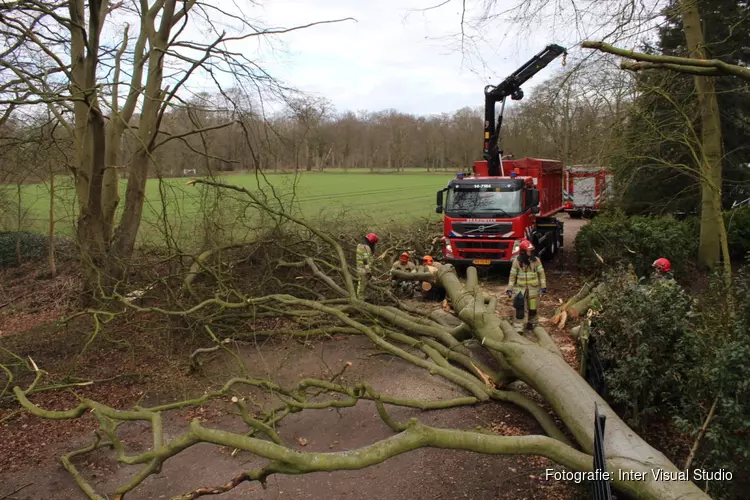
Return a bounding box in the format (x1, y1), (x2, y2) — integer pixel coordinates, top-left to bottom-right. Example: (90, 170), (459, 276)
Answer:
(575, 211), (698, 276)
(0, 231), (76, 269)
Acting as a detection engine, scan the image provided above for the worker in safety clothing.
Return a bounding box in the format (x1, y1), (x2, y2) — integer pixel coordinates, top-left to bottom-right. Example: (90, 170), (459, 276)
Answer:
(356, 233), (379, 298)
(420, 255), (446, 301)
(421, 255), (440, 273)
(652, 257), (676, 283)
(392, 252), (417, 273)
(391, 252), (417, 296)
(505, 239), (547, 331)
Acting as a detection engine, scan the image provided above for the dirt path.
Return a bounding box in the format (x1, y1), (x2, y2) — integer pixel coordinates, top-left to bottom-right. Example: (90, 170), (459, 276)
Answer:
(0, 336), (578, 500)
(0, 215), (588, 500)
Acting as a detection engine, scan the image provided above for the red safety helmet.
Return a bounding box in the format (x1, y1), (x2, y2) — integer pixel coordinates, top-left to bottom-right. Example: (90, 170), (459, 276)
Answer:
(422, 255), (434, 265)
(519, 239), (534, 251)
(652, 257), (672, 273)
(365, 233), (379, 244)
(399, 252), (409, 263)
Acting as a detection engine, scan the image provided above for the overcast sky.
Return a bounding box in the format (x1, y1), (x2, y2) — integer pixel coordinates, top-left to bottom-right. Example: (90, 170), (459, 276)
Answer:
(204, 0), (576, 116)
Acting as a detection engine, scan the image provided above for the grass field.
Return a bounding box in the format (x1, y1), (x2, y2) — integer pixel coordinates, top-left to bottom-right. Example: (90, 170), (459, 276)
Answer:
(1, 171), (454, 247)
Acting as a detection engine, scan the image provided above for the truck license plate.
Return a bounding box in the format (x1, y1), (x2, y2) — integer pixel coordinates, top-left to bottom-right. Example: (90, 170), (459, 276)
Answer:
(473, 259), (491, 265)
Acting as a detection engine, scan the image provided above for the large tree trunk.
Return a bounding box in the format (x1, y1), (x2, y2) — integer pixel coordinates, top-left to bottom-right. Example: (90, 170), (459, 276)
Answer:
(681, 0), (723, 270)
(69, 0), (106, 277)
(112, 1), (176, 263)
(66, 0), (126, 287)
(101, 134), (121, 239)
(59, 1), (179, 290)
(436, 266), (708, 500)
(76, 109), (110, 281)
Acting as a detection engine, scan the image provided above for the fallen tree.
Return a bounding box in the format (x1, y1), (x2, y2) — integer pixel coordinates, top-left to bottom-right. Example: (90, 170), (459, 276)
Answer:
(8, 179), (710, 500)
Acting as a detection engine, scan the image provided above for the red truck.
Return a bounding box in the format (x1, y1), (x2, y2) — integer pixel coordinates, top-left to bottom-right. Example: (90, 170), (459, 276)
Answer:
(563, 165), (613, 218)
(435, 44), (567, 267)
(436, 158), (565, 266)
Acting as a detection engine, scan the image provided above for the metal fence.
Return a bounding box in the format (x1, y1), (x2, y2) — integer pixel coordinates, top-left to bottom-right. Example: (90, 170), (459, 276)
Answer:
(592, 403), (613, 500)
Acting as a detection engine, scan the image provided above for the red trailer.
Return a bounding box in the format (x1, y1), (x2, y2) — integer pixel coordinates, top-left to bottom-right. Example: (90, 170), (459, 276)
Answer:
(563, 165), (613, 218)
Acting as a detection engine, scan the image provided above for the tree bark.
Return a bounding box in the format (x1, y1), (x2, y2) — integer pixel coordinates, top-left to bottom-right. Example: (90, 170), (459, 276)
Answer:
(113, 1), (177, 260)
(681, 0), (723, 270)
(76, 107), (109, 282)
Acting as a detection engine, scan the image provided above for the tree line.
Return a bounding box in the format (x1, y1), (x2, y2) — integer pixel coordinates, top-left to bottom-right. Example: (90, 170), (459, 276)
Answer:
(1, 64), (631, 183)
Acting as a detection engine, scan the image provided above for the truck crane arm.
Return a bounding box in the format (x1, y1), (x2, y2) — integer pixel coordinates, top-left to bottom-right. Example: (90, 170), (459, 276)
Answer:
(483, 44), (567, 176)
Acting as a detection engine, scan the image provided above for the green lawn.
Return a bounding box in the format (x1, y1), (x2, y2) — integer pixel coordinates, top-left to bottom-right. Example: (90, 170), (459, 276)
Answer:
(1, 172), (454, 247)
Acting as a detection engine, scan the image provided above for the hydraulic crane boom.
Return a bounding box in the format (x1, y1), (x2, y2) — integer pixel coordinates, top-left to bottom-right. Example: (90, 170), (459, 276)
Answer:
(483, 44), (567, 176)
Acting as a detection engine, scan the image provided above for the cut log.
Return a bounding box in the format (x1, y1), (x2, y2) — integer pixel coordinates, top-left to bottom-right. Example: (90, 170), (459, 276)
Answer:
(552, 282), (593, 324)
(566, 283), (605, 319)
(567, 293), (595, 318)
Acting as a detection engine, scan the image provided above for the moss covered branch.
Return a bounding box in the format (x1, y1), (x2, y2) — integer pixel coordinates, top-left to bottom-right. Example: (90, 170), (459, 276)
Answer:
(581, 40), (750, 81)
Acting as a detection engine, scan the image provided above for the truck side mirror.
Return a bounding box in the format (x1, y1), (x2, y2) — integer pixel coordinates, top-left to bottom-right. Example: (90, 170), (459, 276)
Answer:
(436, 189), (445, 214)
(526, 188), (539, 208)
(531, 205), (540, 215)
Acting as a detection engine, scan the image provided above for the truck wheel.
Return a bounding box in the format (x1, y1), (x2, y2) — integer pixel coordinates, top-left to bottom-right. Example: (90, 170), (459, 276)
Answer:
(552, 231), (561, 259)
(539, 235), (553, 262)
(569, 211), (582, 219)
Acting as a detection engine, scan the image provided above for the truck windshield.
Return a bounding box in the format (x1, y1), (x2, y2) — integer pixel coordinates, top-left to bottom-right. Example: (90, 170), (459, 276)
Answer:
(446, 188), (523, 217)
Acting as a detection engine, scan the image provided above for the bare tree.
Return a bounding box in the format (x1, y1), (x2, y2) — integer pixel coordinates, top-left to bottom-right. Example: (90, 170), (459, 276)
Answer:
(0, 1), (351, 288)
(287, 96), (332, 172)
(614, 74), (733, 281)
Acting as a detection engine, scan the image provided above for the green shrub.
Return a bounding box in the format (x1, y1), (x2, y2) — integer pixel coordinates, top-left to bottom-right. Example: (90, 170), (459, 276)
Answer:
(673, 267), (750, 499)
(592, 264), (750, 499)
(575, 211), (698, 276)
(591, 269), (701, 431)
(0, 231), (77, 269)
(725, 206), (750, 259)
(0, 231), (49, 268)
